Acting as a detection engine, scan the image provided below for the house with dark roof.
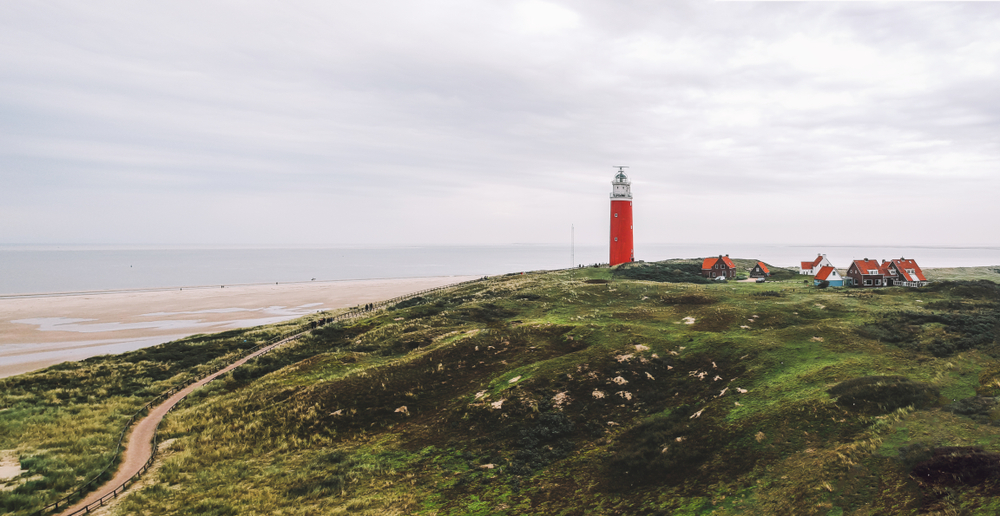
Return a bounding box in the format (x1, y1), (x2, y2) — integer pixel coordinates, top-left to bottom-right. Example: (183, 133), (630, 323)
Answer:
(799, 254), (832, 275)
(814, 266), (844, 287)
(846, 259), (887, 287)
(701, 255), (737, 280)
(882, 258), (928, 287)
(750, 261), (770, 279)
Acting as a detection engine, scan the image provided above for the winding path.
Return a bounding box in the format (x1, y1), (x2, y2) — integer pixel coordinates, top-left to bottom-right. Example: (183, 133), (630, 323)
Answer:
(58, 334), (299, 515)
(45, 277), (479, 515)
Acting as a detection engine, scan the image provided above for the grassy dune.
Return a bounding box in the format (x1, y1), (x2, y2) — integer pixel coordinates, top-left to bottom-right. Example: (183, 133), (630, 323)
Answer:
(4, 265), (1000, 515)
(925, 266), (1000, 283)
(0, 316), (323, 514)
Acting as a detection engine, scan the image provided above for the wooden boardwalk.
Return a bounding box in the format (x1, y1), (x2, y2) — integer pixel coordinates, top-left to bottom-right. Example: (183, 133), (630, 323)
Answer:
(58, 334), (299, 515)
(42, 276), (477, 516)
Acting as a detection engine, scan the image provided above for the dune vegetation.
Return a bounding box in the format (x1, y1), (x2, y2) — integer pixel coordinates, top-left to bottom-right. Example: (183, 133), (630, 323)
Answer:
(4, 262), (1000, 515)
(0, 317), (323, 514)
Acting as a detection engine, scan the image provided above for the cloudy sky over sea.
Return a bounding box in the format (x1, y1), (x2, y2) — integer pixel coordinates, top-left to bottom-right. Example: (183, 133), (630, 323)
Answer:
(2, 1), (999, 247)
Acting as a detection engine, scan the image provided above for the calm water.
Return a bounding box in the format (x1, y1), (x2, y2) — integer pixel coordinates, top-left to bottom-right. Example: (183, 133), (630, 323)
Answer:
(2, 244), (999, 295)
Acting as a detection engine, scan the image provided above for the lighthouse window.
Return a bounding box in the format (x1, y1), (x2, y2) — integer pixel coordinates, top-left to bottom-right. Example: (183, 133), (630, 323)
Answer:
(614, 213), (618, 217)
(614, 237), (618, 242)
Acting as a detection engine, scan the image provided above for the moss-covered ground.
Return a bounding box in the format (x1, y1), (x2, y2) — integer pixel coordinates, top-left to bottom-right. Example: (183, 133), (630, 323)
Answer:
(4, 262), (1000, 515)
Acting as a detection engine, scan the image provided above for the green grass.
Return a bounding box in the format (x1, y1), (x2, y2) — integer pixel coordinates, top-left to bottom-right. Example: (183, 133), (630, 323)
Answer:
(0, 314), (334, 514)
(926, 266), (1000, 282)
(2, 264), (1000, 515)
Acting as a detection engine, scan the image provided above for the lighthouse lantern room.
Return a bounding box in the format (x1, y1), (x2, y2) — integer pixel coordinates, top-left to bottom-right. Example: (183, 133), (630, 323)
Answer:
(609, 167), (634, 266)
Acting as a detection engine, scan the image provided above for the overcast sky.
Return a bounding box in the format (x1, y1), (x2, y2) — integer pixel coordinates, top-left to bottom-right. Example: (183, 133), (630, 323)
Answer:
(2, 1), (999, 247)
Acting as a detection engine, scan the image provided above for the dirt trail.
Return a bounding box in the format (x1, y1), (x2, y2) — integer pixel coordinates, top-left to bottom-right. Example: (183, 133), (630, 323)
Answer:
(58, 334), (298, 515)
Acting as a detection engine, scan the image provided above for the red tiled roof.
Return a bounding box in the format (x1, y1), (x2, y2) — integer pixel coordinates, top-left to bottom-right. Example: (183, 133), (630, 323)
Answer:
(702, 256), (735, 270)
(756, 261), (770, 274)
(815, 266), (837, 281)
(801, 255), (825, 270)
(891, 258), (926, 282)
(851, 259), (883, 276)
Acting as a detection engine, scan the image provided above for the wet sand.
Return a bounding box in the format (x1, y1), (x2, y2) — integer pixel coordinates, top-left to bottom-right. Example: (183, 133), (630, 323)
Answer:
(0, 276), (476, 378)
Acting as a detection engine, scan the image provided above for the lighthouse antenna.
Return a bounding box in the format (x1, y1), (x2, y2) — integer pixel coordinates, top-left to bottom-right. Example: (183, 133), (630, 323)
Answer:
(613, 165), (629, 173)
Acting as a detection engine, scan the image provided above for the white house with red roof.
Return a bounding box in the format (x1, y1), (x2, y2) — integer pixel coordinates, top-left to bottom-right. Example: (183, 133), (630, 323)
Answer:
(799, 254), (833, 275)
(814, 266), (844, 287)
(701, 255), (737, 280)
(882, 258), (928, 287)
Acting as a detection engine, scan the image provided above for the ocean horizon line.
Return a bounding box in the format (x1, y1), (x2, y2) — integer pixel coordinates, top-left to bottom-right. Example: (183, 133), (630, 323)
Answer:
(3, 244), (998, 296)
(3, 242), (1000, 251)
(0, 275), (479, 301)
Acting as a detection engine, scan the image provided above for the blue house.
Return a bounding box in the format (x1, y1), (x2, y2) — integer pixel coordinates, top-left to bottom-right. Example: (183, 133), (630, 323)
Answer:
(814, 266), (844, 287)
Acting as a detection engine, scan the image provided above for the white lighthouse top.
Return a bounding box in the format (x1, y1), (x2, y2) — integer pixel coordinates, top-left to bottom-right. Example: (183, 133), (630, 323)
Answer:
(610, 168), (632, 199)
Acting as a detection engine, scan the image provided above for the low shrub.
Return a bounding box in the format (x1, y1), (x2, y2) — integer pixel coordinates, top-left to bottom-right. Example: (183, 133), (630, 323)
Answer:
(391, 296), (426, 310)
(605, 405), (734, 490)
(977, 362), (1000, 397)
(659, 293), (717, 306)
(611, 263), (710, 284)
(943, 396), (1000, 426)
(927, 280), (1000, 301)
(913, 447), (1000, 486)
(507, 412), (575, 476)
(827, 376), (940, 415)
(859, 309), (999, 357)
(458, 303), (516, 323)
(287, 451), (359, 497)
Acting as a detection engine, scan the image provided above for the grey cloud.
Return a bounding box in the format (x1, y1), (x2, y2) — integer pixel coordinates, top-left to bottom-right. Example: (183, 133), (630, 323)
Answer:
(2, 1), (1000, 246)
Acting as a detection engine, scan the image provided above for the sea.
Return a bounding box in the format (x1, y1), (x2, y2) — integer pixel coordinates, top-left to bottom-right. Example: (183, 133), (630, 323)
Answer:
(2, 243), (1000, 296)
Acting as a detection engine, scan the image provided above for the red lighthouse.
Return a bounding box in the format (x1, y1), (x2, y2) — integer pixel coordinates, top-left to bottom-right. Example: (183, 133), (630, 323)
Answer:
(609, 167), (634, 266)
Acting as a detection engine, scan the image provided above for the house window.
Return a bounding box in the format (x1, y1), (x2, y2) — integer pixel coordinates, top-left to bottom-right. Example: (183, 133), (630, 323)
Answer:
(711, 272), (716, 277)
(875, 279), (881, 285)
(864, 279), (872, 286)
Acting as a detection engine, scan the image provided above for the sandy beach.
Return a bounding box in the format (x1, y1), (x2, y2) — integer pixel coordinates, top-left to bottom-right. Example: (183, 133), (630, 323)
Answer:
(0, 276), (476, 379)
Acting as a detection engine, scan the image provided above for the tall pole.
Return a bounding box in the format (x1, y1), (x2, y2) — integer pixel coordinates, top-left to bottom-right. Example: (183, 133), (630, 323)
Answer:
(571, 224), (575, 268)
